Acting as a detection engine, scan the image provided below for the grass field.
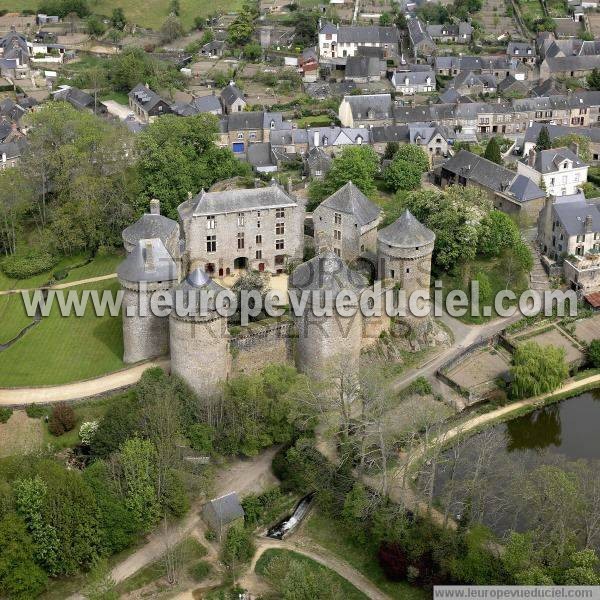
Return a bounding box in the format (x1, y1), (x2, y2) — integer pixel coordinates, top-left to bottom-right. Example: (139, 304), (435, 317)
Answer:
(255, 548), (369, 600)
(304, 511), (427, 600)
(0, 279), (124, 387)
(0, 294), (35, 343)
(0, 0), (244, 29)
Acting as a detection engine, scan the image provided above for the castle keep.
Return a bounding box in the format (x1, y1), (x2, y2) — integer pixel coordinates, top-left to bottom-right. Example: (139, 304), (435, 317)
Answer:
(118, 182), (435, 397)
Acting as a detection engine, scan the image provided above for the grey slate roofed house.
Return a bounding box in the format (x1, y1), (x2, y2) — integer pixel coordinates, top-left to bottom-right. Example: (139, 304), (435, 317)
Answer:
(344, 56), (382, 82)
(453, 70), (497, 94)
(522, 122), (600, 164)
(304, 146), (332, 178)
(246, 142), (278, 173)
(338, 93), (392, 127)
(318, 181), (381, 227)
(506, 41), (536, 63)
(540, 55), (600, 79)
(191, 94), (223, 114)
(117, 238), (178, 283)
(0, 138), (27, 169)
(407, 17), (437, 57)
(497, 75), (528, 97)
(378, 208), (435, 247)
(122, 200), (179, 255)
(220, 81), (246, 114)
(202, 492), (244, 540)
(524, 147), (585, 174)
(426, 22), (472, 43)
(392, 65), (435, 94)
(128, 83), (171, 122)
(531, 78), (563, 97)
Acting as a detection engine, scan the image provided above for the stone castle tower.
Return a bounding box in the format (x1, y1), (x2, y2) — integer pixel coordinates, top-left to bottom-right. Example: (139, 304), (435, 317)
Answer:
(289, 251), (368, 377)
(169, 267), (230, 396)
(377, 209), (435, 298)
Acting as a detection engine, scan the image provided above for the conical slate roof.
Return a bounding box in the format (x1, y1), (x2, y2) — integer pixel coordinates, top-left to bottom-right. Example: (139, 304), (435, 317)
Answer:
(319, 181), (381, 227)
(122, 213), (178, 249)
(173, 267), (227, 316)
(289, 251), (368, 293)
(378, 209), (435, 248)
(117, 238), (177, 283)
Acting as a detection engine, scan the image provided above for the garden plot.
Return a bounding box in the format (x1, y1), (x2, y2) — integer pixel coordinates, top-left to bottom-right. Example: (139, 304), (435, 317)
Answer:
(513, 326), (584, 364)
(446, 347), (511, 390)
(573, 313), (600, 345)
(479, 0), (520, 38)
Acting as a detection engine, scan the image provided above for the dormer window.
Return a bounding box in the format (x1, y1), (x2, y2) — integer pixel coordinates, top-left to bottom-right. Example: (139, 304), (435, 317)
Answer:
(356, 135), (363, 144)
(270, 120), (275, 129)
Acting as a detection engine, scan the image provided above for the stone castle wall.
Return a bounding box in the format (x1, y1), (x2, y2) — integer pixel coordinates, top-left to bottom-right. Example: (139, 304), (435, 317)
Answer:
(230, 319), (295, 375)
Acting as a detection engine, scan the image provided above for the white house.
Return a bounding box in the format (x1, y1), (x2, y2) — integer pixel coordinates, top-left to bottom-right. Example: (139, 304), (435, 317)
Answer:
(318, 22), (399, 59)
(517, 146), (588, 197)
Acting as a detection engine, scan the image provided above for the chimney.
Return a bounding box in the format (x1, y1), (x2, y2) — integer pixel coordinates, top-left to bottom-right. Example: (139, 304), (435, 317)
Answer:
(149, 198), (160, 215)
(144, 241), (156, 272)
(528, 148), (536, 167)
(570, 141), (579, 157)
(314, 130), (320, 147)
(585, 214), (593, 233)
(1, 153), (5, 163)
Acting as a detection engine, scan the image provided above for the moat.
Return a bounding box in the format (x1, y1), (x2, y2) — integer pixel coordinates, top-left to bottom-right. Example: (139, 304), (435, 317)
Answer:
(426, 391), (600, 536)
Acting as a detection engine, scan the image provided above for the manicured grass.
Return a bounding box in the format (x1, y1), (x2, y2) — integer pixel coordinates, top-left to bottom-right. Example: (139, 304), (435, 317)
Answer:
(0, 294), (35, 343)
(255, 548), (369, 600)
(304, 511), (428, 600)
(60, 252), (122, 283)
(98, 90), (130, 105)
(0, 279), (124, 387)
(116, 537), (207, 595)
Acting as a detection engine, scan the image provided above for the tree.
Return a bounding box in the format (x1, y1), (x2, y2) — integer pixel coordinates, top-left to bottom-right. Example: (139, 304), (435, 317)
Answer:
(48, 402), (76, 436)
(136, 114), (250, 218)
(118, 437), (160, 532)
(0, 168), (32, 256)
(379, 12), (392, 25)
(483, 137), (502, 164)
(552, 133), (592, 163)
(510, 342), (568, 399)
(588, 68), (600, 91)
(227, 5), (256, 47)
(383, 141), (399, 159)
(293, 11), (319, 46)
(474, 271), (492, 306)
(221, 522), (254, 582)
(0, 513), (48, 599)
(395, 144), (430, 173)
(535, 125), (551, 151)
(562, 549), (600, 585)
(160, 15), (184, 43)
(588, 339), (600, 368)
(384, 157), (422, 191)
(243, 42), (261, 61)
(477, 211), (519, 257)
(110, 7), (126, 29)
(86, 14), (106, 36)
(308, 145), (379, 209)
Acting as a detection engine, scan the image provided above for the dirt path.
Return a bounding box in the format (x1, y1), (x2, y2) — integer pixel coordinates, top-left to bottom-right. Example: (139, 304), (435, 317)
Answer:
(0, 273), (117, 296)
(0, 358), (170, 406)
(241, 537), (393, 600)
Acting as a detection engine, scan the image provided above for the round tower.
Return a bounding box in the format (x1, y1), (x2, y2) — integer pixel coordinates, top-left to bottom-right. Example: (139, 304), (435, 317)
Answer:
(118, 238), (178, 364)
(169, 267), (230, 397)
(377, 209), (435, 299)
(289, 252), (367, 377)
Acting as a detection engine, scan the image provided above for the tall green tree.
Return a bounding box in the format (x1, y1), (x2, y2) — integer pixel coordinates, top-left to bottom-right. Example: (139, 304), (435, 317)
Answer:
(588, 68), (600, 91)
(394, 144), (430, 172)
(536, 126), (551, 151)
(477, 211), (520, 257)
(483, 136), (502, 164)
(511, 342), (568, 399)
(383, 157), (422, 191)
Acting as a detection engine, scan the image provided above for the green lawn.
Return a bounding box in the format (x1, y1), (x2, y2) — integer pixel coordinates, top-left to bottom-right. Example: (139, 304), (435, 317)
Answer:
(304, 511), (427, 600)
(0, 279), (124, 387)
(255, 548), (369, 600)
(0, 0), (244, 28)
(0, 294), (35, 344)
(60, 252), (122, 283)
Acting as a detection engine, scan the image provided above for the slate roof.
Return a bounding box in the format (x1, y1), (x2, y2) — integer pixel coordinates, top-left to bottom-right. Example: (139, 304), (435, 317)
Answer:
(117, 238), (177, 283)
(370, 125), (410, 143)
(319, 22), (399, 44)
(342, 93), (392, 120)
(523, 122), (600, 145)
(220, 82), (244, 107)
(122, 212), (179, 249)
(524, 147), (586, 174)
(442, 150), (544, 202)
(0, 138), (26, 160)
(543, 55), (600, 74)
(289, 251), (368, 293)
(392, 67), (434, 87)
(247, 142), (276, 168)
(554, 199), (600, 236)
(497, 75), (528, 95)
(345, 56), (381, 79)
(531, 78), (562, 96)
(427, 22), (472, 37)
(204, 492), (244, 525)
(0, 119), (12, 142)
(305, 146), (332, 170)
(191, 95), (222, 113)
(318, 181), (381, 227)
(407, 17), (434, 47)
(183, 183), (296, 217)
(378, 209), (435, 248)
(63, 87), (95, 110)
(307, 126), (369, 148)
(507, 41), (536, 57)
(129, 83), (166, 112)
(454, 70), (497, 90)
(174, 267), (227, 313)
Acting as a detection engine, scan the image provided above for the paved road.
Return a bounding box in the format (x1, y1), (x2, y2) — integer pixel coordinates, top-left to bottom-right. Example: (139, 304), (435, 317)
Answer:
(0, 358), (170, 406)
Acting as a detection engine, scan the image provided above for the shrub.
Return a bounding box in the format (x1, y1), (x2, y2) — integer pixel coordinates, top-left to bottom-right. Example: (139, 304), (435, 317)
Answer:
(408, 377), (432, 396)
(588, 339), (600, 368)
(1, 249), (58, 279)
(0, 407), (12, 423)
(205, 528), (217, 541)
(378, 542), (409, 581)
(48, 402), (76, 436)
(25, 404), (46, 419)
(189, 560), (212, 582)
(79, 421), (99, 445)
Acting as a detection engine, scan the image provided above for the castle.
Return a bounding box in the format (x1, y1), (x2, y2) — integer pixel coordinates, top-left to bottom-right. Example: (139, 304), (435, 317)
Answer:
(117, 181), (435, 396)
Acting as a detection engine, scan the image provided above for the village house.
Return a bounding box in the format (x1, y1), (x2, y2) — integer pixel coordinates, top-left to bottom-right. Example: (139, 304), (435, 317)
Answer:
(344, 56), (384, 83)
(177, 180), (304, 275)
(220, 81), (247, 114)
(506, 41), (537, 65)
(517, 146), (588, 197)
(391, 65), (436, 95)
(538, 192), (600, 295)
(0, 138), (26, 170)
(434, 55), (531, 81)
(438, 149), (546, 218)
(202, 493), (244, 541)
(52, 85), (106, 114)
(318, 22), (400, 60)
(370, 123), (450, 159)
(218, 111), (290, 155)
(313, 181), (381, 262)
(407, 17), (437, 58)
(298, 48), (319, 83)
(128, 84), (171, 123)
(426, 22), (473, 44)
(338, 93), (392, 127)
(452, 71), (497, 96)
(303, 146), (333, 179)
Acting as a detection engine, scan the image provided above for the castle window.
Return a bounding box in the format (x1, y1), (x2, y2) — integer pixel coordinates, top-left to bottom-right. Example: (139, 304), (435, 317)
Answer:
(257, 220), (261, 228)
(334, 229), (341, 241)
(256, 250), (262, 259)
(390, 269), (395, 278)
(577, 234), (585, 243)
(206, 235), (216, 253)
(237, 233), (245, 249)
(207, 215), (216, 229)
(334, 212), (342, 225)
(275, 239), (285, 250)
(276, 222), (285, 235)
(276, 208), (285, 219)
(406, 268), (410, 273)
(237, 213), (245, 226)
(256, 234), (262, 244)
(333, 248), (341, 257)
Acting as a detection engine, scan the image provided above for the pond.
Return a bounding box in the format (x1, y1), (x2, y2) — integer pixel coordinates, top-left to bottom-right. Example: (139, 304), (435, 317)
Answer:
(425, 391), (600, 537)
